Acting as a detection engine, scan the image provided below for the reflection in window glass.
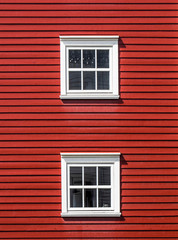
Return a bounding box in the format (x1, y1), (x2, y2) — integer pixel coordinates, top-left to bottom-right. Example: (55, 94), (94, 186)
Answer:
(99, 189), (111, 207)
(69, 50), (81, 68)
(83, 71), (95, 90)
(84, 189), (96, 207)
(69, 71), (81, 90)
(97, 50), (109, 68)
(70, 189), (82, 207)
(84, 167), (96, 185)
(83, 50), (95, 68)
(70, 167), (82, 185)
(97, 71), (109, 90)
(98, 167), (110, 185)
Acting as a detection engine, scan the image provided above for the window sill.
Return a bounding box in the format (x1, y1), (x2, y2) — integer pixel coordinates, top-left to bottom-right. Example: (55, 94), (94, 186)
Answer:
(61, 212), (121, 218)
(60, 94), (120, 99)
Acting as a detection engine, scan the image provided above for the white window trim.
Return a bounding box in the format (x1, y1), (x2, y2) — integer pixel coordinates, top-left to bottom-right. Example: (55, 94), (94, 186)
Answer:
(61, 152), (121, 217)
(60, 36), (119, 99)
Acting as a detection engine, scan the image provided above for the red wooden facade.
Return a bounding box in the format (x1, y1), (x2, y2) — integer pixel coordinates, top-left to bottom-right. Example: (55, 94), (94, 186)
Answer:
(0, 0), (177, 239)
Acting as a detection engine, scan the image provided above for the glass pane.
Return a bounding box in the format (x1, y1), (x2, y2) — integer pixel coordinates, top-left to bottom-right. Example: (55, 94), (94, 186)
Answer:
(83, 71), (95, 90)
(97, 50), (109, 68)
(84, 167), (96, 185)
(99, 189), (111, 207)
(98, 167), (110, 185)
(97, 71), (109, 90)
(69, 50), (81, 68)
(83, 50), (95, 68)
(70, 167), (82, 186)
(70, 189), (82, 208)
(69, 71), (81, 90)
(84, 189), (96, 207)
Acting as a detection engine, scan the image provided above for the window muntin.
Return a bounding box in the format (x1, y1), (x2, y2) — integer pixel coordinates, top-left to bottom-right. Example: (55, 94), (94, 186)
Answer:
(67, 47), (111, 92)
(68, 165), (112, 210)
(60, 36), (119, 99)
(61, 153), (121, 217)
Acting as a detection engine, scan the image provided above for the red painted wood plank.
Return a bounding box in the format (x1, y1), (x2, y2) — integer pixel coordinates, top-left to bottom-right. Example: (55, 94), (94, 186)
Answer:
(120, 52), (178, 58)
(0, 66), (59, 71)
(0, 216), (177, 224)
(0, 31), (177, 38)
(0, 223), (178, 231)
(0, 52), (59, 58)
(0, 162), (59, 168)
(0, 203), (59, 210)
(0, 176), (60, 182)
(122, 189), (178, 195)
(0, 126), (176, 134)
(1, 105), (178, 112)
(121, 65), (178, 71)
(122, 79), (178, 86)
(122, 182), (178, 188)
(0, 113), (177, 120)
(121, 72), (178, 78)
(0, 59), (59, 65)
(122, 169), (178, 175)
(0, 18), (177, 25)
(0, 80), (59, 86)
(0, 210), (60, 217)
(0, 183), (60, 189)
(0, 140), (177, 148)
(123, 210), (178, 217)
(0, 24), (177, 31)
(0, 4), (178, 11)
(0, 0), (177, 3)
(0, 155), (59, 161)
(0, 231), (177, 238)
(0, 120), (176, 127)
(0, 148), (177, 155)
(0, 133), (178, 141)
(123, 196), (178, 203)
(0, 10), (178, 17)
(0, 169), (59, 176)
(0, 196), (60, 203)
(121, 59), (178, 65)
(0, 73), (59, 78)
(0, 86), (59, 92)
(0, 99), (178, 106)
(123, 176), (178, 182)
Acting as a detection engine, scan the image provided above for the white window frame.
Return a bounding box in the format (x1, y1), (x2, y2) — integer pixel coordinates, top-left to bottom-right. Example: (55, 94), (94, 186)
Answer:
(60, 36), (119, 99)
(61, 153), (121, 217)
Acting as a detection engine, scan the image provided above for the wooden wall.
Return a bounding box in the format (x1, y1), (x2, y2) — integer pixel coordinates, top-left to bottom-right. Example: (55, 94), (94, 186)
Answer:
(0, 0), (177, 239)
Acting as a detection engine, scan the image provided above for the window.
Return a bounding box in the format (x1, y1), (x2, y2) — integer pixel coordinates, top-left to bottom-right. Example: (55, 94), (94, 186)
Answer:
(60, 36), (119, 99)
(61, 153), (121, 217)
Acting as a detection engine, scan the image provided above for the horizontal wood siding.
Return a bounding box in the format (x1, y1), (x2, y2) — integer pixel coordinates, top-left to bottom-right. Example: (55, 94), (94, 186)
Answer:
(0, 0), (177, 239)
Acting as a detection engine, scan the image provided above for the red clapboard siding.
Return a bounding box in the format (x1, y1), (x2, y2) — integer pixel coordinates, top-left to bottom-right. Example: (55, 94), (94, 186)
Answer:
(0, 0), (177, 240)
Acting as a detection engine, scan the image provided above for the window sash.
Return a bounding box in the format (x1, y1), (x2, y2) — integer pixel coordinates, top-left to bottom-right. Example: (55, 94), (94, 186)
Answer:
(68, 164), (113, 210)
(66, 47), (112, 92)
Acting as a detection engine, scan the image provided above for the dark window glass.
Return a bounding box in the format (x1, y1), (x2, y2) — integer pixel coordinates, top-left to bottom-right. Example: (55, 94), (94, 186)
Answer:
(99, 189), (111, 207)
(83, 50), (95, 68)
(83, 71), (95, 90)
(70, 167), (82, 186)
(98, 167), (110, 185)
(84, 167), (96, 185)
(97, 50), (109, 68)
(69, 71), (81, 90)
(97, 71), (109, 90)
(84, 189), (96, 207)
(69, 50), (81, 68)
(70, 189), (82, 207)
